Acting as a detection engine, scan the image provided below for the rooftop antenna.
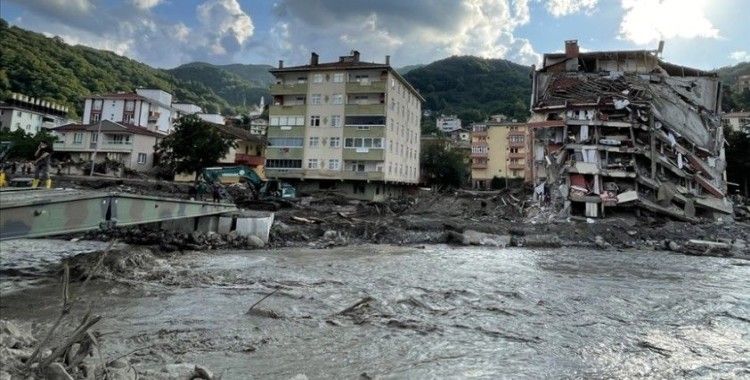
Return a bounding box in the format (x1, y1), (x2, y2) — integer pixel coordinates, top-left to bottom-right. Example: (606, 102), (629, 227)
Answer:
(656, 40), (665, 57)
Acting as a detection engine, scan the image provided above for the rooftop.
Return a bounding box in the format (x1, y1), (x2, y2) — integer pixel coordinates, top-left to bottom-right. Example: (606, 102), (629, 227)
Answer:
(53, 120), (163, 137)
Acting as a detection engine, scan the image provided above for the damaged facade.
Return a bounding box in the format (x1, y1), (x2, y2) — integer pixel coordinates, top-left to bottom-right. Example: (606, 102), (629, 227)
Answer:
(530, 40), (731, 220)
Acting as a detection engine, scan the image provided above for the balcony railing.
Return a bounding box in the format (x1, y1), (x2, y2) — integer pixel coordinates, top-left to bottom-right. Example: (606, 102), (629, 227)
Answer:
(508, 163), (526, 170)
(472, 162), (488, 169)
(341, 171), (385, 181)
(345, 103), (385, 116)
(269, 104), (306, 116)
(270, 82), (309, 95)
(54, 141), (133, 152)
(470, 151), (488, 158)
(345, 80), (385, 93)
(235, 154), (265, 167)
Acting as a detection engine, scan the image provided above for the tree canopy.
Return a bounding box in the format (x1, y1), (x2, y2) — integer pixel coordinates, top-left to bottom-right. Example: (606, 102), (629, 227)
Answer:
(156, 115), (235, 181)
(0, 19), (260, 117)
(405, 56), (532, 124)
(420, 142), (468, 189)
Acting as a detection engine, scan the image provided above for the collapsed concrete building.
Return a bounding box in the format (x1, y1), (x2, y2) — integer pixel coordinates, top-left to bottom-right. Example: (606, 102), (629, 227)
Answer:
(529, 41), (731, 221)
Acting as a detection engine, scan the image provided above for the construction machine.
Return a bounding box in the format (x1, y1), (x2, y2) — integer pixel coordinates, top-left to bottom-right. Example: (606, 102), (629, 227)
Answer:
(201, 165), (296, 201)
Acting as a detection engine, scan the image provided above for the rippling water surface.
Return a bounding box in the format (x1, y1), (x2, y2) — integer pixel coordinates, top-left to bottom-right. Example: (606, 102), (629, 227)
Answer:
(1, 241), (749, 378)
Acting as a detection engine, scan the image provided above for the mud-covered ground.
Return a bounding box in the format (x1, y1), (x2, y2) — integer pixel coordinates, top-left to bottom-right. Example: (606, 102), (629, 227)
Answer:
(43, 175), (750, 259)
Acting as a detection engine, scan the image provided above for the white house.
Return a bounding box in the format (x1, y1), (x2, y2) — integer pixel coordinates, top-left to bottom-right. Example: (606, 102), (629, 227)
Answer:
(82, 89), (177, 134)
(437, 115), (462, 133)
(0, 93), (71, 134)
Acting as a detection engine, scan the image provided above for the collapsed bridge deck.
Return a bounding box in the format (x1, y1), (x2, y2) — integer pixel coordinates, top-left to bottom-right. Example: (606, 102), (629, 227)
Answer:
(0, 188), (238, 240)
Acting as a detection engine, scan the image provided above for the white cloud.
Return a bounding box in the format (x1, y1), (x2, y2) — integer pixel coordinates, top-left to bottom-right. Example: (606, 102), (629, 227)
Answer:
(132, 0), (163, 10)
(273, 0), (540, 66)
(196, 0), (254, 55)
(544, 0), (598, 17)
(729, 51), (750, 62)
(618, 0), (719, 45)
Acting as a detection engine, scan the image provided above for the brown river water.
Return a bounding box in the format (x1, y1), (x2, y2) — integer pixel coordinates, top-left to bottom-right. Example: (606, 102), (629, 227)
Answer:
(1, 239), (749, 379)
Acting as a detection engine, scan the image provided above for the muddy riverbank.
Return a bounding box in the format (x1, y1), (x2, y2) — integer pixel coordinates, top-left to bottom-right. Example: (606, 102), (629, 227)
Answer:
(1, 240), (749, 378)
(69, 190), (750, 259)
(42, 176), (750, 258)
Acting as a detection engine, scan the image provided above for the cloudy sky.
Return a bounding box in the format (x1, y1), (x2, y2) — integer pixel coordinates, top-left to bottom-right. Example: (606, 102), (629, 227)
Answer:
(2, 0), (748, 70)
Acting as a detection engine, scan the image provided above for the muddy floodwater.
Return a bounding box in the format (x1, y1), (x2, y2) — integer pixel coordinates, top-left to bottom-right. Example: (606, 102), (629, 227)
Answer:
(1, 240), (749, 379)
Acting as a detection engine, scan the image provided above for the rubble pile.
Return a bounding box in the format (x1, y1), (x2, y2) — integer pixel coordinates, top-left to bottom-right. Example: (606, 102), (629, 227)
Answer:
(530, 41), (732, 221)
(80, 227), (265, 252)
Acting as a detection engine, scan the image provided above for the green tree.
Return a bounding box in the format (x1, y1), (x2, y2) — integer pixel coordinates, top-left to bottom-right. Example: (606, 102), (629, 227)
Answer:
(0, 129), (56, 160)
(155, 115), (235, 181)
(420, 142), (468, 189)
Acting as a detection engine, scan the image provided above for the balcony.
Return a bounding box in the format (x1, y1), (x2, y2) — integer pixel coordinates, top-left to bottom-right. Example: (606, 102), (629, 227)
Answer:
(508, 163), (526, 170)
(342, 148), (385, 161)
(509, 141), (526, 148)
(508, 152), (526, 159)
(265, 146), (304, 160)
(341, 171), (385, 181)
(270, 82), (309, 95)
(472, 161), (488, 169)
(54, 141), (133, 153)
(269, 104), (306, 116)
(345, 80), (386, 94)
(345, 103), (385, 116)
(148, 112), (160, 122)
(265, 168), (304, 179)
(235, 153), (265, 167)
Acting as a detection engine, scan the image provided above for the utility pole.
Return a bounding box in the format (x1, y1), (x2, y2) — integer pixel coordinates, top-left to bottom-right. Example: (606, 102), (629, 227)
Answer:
(89, 118), (102, 177)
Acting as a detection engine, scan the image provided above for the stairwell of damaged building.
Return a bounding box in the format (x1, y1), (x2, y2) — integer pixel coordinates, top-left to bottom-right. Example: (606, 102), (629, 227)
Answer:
(528, 40), (731, 221)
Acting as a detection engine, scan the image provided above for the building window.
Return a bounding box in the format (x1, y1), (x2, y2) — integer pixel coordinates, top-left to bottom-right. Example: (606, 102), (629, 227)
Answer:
(125, 101), (135, 112)
(108, 134), (131, 144)
(266, 159), (302, 168)
(344, 137), (383, 149)
(91, 113), (101, 122)
(332, 94), (343, 105)
(307, 159), (319, 169)
(309, 136), (319, 147)
(17, 111), (22, 117)
(328, 159), (340, 170)
(313, 74), (323, 83)
(73, 132), (84, 144)
(510, 135), (525, 143)
(137, 153), (147, 164)
(331, 115), (341, 128)
(333, 73), (344, 83)
(268, 137), (303, 147)
(297, 76), (307, 84)
(310, 116), (320, 127)
(311, 94), (322, 104)
(93, 100), (103, 111)
(91, 132), (98, 143)
(123, 114), (133, 124)
(329, 137), (340, 148)
(510, 148), (519, 153)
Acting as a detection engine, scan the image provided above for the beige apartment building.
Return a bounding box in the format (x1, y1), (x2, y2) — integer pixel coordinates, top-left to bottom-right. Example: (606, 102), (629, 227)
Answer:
(267, 51), (424, 200)
(470, 121), (531, 189)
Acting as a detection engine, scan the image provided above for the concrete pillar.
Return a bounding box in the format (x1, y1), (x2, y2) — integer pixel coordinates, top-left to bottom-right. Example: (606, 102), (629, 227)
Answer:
(234, 211), (275, 243)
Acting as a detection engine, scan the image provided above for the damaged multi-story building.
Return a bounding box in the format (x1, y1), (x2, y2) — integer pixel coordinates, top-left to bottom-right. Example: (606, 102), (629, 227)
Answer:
(529, 40), (731, 220)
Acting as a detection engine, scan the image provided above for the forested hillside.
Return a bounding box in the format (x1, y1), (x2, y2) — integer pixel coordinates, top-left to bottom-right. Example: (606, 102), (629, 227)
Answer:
(404, 56), (532, 123)
(166, 62), (270, 109)
(717, 62), (750, 111)
(0, 19), (248, 116)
